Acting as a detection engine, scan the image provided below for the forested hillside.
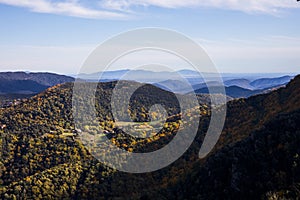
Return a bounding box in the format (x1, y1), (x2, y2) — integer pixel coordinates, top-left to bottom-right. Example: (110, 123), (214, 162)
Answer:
(0, 75), (299, 199)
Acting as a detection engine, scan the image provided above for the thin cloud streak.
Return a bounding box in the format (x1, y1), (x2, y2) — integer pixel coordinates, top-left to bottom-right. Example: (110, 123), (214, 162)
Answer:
(0, 0), (128, 19)
(101, 0), (300, 15)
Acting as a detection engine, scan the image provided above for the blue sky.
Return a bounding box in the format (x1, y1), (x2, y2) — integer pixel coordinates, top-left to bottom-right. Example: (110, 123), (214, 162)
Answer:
(0, 0), (299, 74)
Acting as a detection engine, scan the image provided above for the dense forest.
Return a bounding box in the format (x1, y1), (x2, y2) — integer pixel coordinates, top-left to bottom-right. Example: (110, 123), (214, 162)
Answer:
(0, 75), (300, 199)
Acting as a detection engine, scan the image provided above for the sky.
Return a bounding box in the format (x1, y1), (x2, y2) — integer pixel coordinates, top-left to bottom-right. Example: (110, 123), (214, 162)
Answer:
(0, 0), (299, 75)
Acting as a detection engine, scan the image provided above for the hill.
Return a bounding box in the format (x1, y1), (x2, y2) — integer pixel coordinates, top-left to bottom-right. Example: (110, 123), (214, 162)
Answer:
(223, 76), (294, 91)
(250, 75), (293, 89)
(0, 79), (207, 199)
(0, 79), (49, 94)
(224, 78), (254, 90)
(151, 75), (300, 199)
(218, 75), (300, 148)
(173, 109), (300, 199)
(194, 85), (263, 98)
(153, 79), (193, 94)
(0, 72), (74, 87)
(0, 72), (74, 95)
(0, 72), (75, 107)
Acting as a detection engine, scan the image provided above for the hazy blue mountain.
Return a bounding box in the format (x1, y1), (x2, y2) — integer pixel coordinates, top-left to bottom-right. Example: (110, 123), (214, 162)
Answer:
(224, 78), (255, 90)
(191, 81), (223, 91)
(76, 70), (130, 80)
(77, 70), (213, 83)
(153, 76), (292, 97)
(197, 76), (293, 91)
(75, 70), (295, 92)
(154, 80), (225, 94)
(76, 69), (295, 81)
(177, 69), (202, 77)
(190, 76), (294, 98)
(250, 75), (294, 89)
(153, 80), (190, 93)
(1, 70), (292, 100)
(194, 86), (263, 98)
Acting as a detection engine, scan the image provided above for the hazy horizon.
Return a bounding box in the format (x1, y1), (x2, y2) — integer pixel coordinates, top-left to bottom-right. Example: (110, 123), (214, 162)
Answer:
(0, 69), (297, 77)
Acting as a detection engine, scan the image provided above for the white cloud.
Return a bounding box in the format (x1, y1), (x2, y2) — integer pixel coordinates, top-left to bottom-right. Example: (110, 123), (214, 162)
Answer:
(0, 0), (298, 20)
(100, 0), (300, 15)
(0, 0), (128, 19)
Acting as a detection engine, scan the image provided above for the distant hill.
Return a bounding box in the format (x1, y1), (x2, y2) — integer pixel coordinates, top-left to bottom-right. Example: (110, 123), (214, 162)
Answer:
(0, 80), (49, 94)
(0, 72), (74, 95)
(0, 72), (74, 86)
(193, 85), (263, 98)
(153, 79), (193, 94)
(195, 76), (293, 90)
(224, 78), (255, 90)
(0, 72), (75, 107)
(191, 81), (222, 91)
(250, 75), (293, 89)
(152, 75), (293, 98)
(188, 76), (294, 98)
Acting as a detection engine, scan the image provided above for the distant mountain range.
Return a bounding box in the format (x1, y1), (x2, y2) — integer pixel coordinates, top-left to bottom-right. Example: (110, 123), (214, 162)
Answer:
(0, 71), (294, 100)
(76, 69), (205, 84)
(154, 75), (293, 98)
(192, 76), (293, 98)
(75, 69), (294, 83)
